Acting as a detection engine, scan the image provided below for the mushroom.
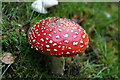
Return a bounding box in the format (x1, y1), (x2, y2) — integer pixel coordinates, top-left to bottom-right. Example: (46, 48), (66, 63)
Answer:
(31, 0), (58, 14)
(28, 17), (89, 75)
(28, 17), (89, 57)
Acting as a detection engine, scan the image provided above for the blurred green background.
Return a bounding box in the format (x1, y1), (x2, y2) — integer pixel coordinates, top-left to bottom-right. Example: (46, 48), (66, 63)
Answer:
(1, 2), (119, 79)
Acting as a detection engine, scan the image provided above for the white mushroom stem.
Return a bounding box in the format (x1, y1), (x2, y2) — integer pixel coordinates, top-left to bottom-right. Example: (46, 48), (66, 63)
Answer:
(46, 56), (65, 76)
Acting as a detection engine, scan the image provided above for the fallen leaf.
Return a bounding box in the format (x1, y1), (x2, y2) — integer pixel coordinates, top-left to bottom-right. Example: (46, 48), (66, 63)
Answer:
(0, 52), (16, 64)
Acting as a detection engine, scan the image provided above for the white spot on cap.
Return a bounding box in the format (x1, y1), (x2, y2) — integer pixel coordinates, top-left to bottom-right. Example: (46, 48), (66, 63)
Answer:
(38, 34), (40, 36)
(46, 45), (50, 48)
(80, 41), (83, 43)
(58, 26), (61, 28)
(62, 46), (65, 50)
(73, 42), (78, 46)
(32, 39), (36, 42)
(61, 52), (64, 54)
(58, 46), (61, 48)
(50, 29), (52, 31)
(71, 30), (74, 32)
(35, 29), (38, 31)
(48, 34), (52, 37)
(58, 29), (62, 32)
(42, 30), (44, 32)
(73, 35), (77, 38)
(49, 40), (53, 43)
(84, 30), (86, 33)
(75, 32), (79, 34)
(43, 33), (47, 35)
(40, 38), (44, 42)
(53, 43), (57, 46)
(56, 35), (60, 39)
(80, 45), (84, 47)
(53, 31), (56, 33)
(76, 50), (79, 52)
(54, 49), (57, 51)
(36, 48), (38, 50)
(78, 29), (81, 31)
(72, 51), (75, 53)
(63, 34), (69, 37)
(46, 38), (49, 40)
(64, 40), (69, 43)
(31, 46), (33, 48)
(68, 47), (72, 49)
(36, 42), (40, 44)
(46, 49), (50, 51)
(82, 34), (86, 38)
(59, 42), (62, 44)
(66, 52), (70, 54)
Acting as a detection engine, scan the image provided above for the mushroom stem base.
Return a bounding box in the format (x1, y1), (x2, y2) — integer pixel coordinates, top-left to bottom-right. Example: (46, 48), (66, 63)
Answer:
(50, 56), (65, 76)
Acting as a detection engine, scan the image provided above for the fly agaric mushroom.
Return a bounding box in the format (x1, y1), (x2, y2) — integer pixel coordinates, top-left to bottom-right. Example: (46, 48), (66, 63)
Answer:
(28, 17), (89, 57)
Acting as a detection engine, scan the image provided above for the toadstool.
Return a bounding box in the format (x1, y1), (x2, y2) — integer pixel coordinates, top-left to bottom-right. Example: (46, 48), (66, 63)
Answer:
(28, 17), (89, 57)
(31, 0), (58, 14)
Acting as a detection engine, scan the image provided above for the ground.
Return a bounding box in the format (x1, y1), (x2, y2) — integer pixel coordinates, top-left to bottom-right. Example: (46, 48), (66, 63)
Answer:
(1, 2), (119, 79)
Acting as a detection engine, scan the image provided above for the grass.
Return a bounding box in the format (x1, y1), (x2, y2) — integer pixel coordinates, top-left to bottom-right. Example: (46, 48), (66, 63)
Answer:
(1, 2), (119, 79)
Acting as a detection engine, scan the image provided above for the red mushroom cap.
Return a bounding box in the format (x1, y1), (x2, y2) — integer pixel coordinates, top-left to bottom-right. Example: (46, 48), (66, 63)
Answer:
(28, 17), (89, 57)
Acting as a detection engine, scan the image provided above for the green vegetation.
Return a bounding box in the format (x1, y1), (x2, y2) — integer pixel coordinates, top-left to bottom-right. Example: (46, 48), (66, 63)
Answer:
(1, 2), (119, 79)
